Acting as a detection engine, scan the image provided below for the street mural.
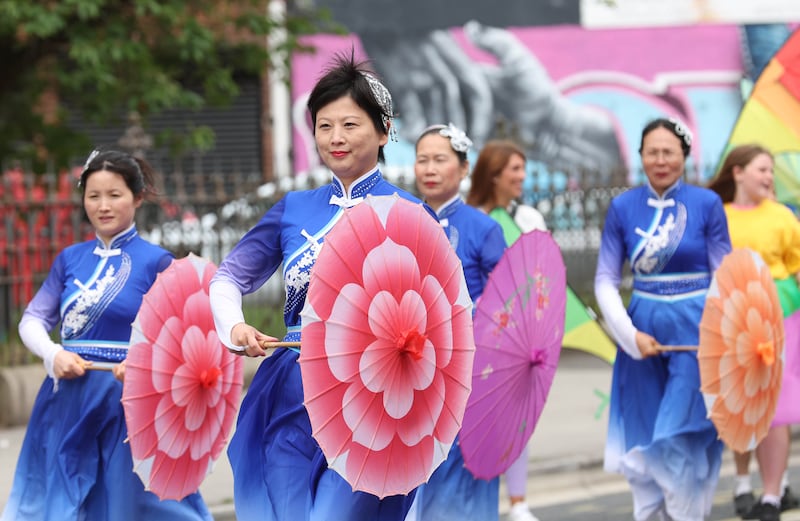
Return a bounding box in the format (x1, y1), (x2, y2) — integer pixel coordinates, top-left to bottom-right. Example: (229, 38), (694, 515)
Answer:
(290, 11), (795, 194)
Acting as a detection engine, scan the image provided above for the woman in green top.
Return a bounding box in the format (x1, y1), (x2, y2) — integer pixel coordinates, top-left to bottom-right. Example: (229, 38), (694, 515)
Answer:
(466, 139), (544, 521)
(467, 140), (547, 242)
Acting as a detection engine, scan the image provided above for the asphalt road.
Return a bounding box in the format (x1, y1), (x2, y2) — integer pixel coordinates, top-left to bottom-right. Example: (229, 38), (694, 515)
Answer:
(497, 449), (800, 521)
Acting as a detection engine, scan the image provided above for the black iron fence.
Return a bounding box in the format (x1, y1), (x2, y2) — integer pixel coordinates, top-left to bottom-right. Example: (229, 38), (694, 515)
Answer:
(1, 163), (627, 366)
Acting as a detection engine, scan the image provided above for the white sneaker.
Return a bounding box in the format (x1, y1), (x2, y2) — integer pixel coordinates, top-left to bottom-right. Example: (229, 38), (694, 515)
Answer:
(508, 502), (541, 521)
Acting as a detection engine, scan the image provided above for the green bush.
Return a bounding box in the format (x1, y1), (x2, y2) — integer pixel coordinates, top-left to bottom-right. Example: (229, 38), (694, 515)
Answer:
(243, 302), (286, 339)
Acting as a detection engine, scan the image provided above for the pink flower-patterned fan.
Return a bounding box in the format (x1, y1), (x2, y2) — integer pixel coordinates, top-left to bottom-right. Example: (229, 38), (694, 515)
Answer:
(121, 253), (243, 501)
(299, 194), (474, 498)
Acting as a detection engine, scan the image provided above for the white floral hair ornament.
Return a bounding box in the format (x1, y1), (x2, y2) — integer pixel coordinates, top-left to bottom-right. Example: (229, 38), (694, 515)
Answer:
(668, 117), (693, 148)
(362, 72), (398, 142)
(439, 123), (473, 154)
(78, 149), (100, 187)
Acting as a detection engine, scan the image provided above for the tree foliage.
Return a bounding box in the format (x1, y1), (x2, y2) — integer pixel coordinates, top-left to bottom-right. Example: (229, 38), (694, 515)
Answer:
(0, 0), (335, 170)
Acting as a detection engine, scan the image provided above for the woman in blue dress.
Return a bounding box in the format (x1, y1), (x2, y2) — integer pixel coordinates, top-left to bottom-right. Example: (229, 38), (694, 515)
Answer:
(404, 123), (506, 521)
(594, 118), (731, 520)
(209, 54), (430, 521)
(2, 151), (212, 521)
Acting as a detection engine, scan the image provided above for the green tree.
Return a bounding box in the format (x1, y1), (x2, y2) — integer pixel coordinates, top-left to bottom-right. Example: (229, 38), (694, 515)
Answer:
(0, 0), (335, 170)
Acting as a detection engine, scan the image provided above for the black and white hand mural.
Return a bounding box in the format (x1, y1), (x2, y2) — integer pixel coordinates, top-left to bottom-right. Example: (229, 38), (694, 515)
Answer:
(292, 0), (794, 195)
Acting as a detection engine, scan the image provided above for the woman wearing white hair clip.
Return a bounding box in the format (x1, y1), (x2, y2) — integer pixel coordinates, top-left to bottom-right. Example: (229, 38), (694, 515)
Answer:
(405, 123), (507, 521)
(594, 118), (732, 520)
(2, 150), (212, 521)
(210, 53), (432, 521)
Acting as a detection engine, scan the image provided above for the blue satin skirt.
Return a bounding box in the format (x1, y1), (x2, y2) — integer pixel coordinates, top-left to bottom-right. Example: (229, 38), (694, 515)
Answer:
(1, 371), (211, 521)
(405, 438), (499, 521)
(227, 348), (416, 521)
(604, 291), (722, 521)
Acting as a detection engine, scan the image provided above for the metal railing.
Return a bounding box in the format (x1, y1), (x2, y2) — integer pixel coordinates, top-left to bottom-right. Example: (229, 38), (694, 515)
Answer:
(1, 163), (626, 366)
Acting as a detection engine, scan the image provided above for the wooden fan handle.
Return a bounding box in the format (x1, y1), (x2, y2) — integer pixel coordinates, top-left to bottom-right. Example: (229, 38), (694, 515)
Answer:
(83, 363), (115, 371)
(260, 341), (302, 348)
(657, 345), (698, 351)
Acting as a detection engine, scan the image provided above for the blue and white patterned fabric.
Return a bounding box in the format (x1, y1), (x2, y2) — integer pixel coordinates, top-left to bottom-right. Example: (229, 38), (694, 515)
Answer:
(435, 195), (506, 303)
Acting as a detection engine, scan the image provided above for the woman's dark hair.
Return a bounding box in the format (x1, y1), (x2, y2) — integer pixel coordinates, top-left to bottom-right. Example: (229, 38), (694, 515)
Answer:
(639, 118), (692, 157)
(307, 51), (392, 163)
(707, 144), (772, 204)
(466, 140), (525, 209)
(79, 150), (157, 200)
(415, 125), (469, 164)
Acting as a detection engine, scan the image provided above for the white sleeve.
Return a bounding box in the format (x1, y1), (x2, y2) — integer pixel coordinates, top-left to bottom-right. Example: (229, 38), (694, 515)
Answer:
(514, 205), (547, 232)
(209, 279), (246, 352)
(18, 314), (63, 379)
(594, 278), (641, 359)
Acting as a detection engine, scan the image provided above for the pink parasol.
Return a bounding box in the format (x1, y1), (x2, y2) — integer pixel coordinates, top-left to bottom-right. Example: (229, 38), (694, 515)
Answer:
(121, 253), (243, 501)
(299, 194), (474, 498)
(459, 229), (566, 480)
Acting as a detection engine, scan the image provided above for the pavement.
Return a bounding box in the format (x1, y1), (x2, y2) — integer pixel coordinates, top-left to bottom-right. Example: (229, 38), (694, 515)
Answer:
(2, 349), (799, 520)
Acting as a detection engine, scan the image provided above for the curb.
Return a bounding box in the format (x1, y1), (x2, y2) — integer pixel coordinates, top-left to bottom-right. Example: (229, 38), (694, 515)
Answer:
(0, 358), (262, 429)
(526, 426), (800, 478)
(530, 452), (604, 476)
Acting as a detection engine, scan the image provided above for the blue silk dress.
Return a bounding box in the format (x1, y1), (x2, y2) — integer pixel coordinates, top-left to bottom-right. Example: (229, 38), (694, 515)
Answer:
(405, 196), (506, 521)
(595, 181), (731, 521)
(213, 168), (432, 521)
(1, 226), (212, 521)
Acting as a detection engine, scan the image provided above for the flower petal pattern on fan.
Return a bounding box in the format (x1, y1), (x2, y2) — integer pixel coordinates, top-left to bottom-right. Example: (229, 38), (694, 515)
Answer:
(300, 194), (474, 498)
(460, 230), (566, 480)
(698, 248), (784, 453)
(123, 254), (243, 501)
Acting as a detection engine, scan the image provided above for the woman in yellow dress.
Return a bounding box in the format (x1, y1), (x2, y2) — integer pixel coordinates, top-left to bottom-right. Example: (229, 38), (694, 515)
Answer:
(708, 144), (800, 521)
